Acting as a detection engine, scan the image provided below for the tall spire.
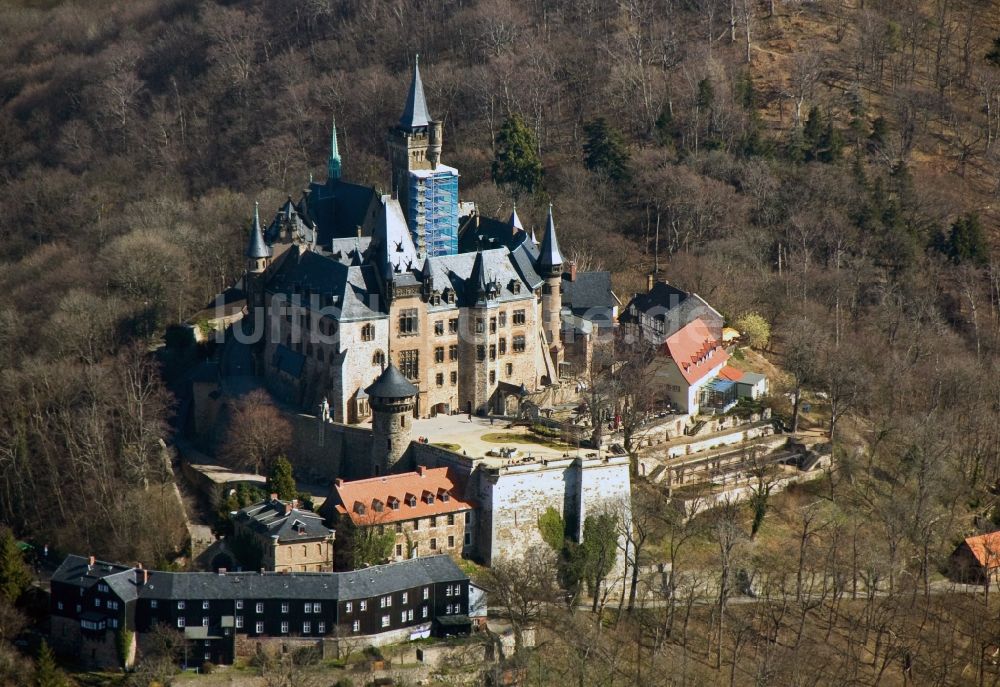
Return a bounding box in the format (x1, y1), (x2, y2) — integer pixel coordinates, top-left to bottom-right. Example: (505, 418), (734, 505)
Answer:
(398, 54), (431, 131)
(537, 204), (564, 269)
(467, 250), (490, 305)
(246, 201), (272, 260)
(509, 203), (524, 232)
(328, 117), (342, 181)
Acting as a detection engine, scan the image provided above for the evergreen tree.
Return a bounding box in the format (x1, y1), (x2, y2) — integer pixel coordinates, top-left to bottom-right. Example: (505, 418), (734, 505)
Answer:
(583, 118), (631, 183)
(580, 512), (618, 611)
(987, 35), (1000, 68)
(818, 119), (844, 163)
(938, 214), (989, 266)
(0, 527), (30, 604)
(491, 113), (543, 198)
(802, 106), (824, 161)
(536, 507), (565, 552)
(267, 457), (297, 501)
(35, 641), (67, 687)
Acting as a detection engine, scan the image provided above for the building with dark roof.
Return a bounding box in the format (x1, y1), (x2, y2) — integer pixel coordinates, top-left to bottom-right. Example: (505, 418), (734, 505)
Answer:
(233, 496), (335, 572)
(49, 553), (473, 669)
(619, 277), (724, 344)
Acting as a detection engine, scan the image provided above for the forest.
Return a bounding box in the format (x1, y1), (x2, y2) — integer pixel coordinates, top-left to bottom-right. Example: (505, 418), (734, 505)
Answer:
(1, 0), (1000, 683)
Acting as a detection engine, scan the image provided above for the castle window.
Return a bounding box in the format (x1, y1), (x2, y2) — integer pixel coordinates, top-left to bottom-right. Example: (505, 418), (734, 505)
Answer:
(513, 310), (526, 325)
(506, 363), (513, 376)
(434, 321), (444, 336)
(389, 498), (400, 510)
(542, 283), (552, 294)
(490, 318), (497, 333)
(450, 371), (457, 385)
(400, 415), (405, 428)
(373, 350), (386, 367)
(406, 495), (417, 507)
(499, 312), (507, 327)
(448, 535), (455, 548)
(431, 292), (441, 306)
(436, 373), (444, 387)
(361, 324), (375, 341)
(448, 318), (458, 334)
(475, 318), (485, 334)
(499, 338), (507, 355)
(373, 500), (384, 512)
(489, 345), (496, 361)
(513, 335), (526, 353)
(430, 538), (437, 550)
(447, 512), (454, 522)
(449, 345), (458, 361)
(434, 347), (445, 363)
(399, 350), (419, 380)
(490, 370), (496, 384)
(476, 346), (486, 362)
(398, 308), (418, 335)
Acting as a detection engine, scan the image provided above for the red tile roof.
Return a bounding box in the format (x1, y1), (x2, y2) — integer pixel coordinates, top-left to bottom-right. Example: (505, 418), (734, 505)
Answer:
(964, 532), (1000, 570)
(665, 318), (729, 385)
(719, 365), (744, 382)
(332, 466), (474, 526)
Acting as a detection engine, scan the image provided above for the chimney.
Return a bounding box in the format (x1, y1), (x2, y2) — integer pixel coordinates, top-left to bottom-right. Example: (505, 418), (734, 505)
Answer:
(567, 261), (577, 282)
(335, 478), (343, 488)
(270, 493), (279, 503)
(646, 273), (654, 292)
(291, 499), (299, 510)
(88, 555), (96, 569)
(143, 569), (149, 585)
(218, 568), (227, 575)
(284, 503), (293, 516)
(416, 465), (426, 477)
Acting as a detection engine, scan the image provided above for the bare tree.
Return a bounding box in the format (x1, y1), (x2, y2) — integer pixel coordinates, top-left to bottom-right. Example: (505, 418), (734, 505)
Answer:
(221, 389), (292, 474)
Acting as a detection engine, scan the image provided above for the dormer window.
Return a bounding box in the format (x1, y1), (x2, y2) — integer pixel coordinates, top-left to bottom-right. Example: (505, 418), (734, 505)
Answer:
(406, 495), (417, 507)
(373, 499), (384, 513)
(389, 497), (400, 510)
(354, 502), (367, 515)
(423, 491), (435, 505)
(438, 489), (450, 502)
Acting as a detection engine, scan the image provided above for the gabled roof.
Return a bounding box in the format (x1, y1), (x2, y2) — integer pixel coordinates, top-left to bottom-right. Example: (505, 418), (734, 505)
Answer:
(398, 55), (431, 131)
(665, 318), (729, 385)
(964, 532), (1000, 569)
(132, 555), (467, 602)
(51, 555), (140, 603)
(561, 271), (616, 327)
(537, 205), (564, 269)
(246, 202), (272, 259)
(718, 365), (744, 382)
(365, 363), (418, 399)
(370, 196), (419, 279)
(331, 467), (475, 527)
(236, 498), (332, 544)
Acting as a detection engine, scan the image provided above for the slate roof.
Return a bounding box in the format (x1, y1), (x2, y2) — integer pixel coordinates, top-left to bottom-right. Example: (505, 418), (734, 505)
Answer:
(135, 555), (466, 602)
(620, 280), (722, 340)
(304, 179), (380, 244)
(458, 212), (524, 253)
(423, 247), (537, 305)
(365, 363), (418, 399)
(266, 247), (385, 322)
(537, 206), (564, 269)
(246, 202), (272, 259)
(236, 498), (332, 544)
(562, 271), (615, 328)
(332, 467), (475, 526)
(399, 56), (431, 130)
(52, 555), (140, 603)
(272, 344), (305, 378)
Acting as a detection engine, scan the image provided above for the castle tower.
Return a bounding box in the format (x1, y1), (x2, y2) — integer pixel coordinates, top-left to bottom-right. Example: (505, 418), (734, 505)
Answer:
(327, 117), (342, 181)
(458, 251), (498, 416)
(245, 201), (273, 309)
(538, 205), (565, 370)
(365, 363), (418, 475)
(387, 56), (458, 257)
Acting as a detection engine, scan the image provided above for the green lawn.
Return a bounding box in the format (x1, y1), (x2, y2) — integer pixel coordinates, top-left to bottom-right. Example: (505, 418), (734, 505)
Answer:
(480, 432), (569, 450)
(431, 442), (461, 451)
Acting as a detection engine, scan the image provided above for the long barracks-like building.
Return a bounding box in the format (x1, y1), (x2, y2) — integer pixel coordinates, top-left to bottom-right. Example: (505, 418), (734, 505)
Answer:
(49, 554), (474, 669)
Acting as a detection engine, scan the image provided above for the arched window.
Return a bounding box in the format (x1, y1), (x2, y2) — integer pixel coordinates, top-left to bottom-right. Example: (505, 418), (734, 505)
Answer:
(373, 350), (386, 367)
(361, 323), (375, 341)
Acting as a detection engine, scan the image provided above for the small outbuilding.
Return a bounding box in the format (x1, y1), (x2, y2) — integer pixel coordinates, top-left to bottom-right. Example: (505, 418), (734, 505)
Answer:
(950, 531), (1000, 584)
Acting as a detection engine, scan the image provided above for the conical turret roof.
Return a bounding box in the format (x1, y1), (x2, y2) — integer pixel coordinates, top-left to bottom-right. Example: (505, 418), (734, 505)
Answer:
(398, 55), (431, 130)
(509, 204), (524, 232)
(365, 362), (418, 399)
(537, 204), (564, 269)
(246, 201), (272, 259)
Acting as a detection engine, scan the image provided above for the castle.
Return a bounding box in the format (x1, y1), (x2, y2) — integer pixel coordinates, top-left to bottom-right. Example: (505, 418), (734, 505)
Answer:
(235, 59), (614, 425)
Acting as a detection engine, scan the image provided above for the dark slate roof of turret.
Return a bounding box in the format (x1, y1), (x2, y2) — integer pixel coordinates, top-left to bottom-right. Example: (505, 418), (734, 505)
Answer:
(365, 362), (418, 399)
(398, 55), (431, 130)
(468, 250), (489, 303)
(246, 202), (272, 259)
(537, 205), (564, 268)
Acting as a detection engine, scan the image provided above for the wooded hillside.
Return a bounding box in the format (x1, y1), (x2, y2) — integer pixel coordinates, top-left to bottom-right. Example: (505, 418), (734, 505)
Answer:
(2, 0), (1000, 683)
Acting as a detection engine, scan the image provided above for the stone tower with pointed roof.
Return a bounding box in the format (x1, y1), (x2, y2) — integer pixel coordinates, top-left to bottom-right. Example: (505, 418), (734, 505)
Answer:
(538, 205), (565, 370)
(457, 251), (501, 416)
(387, 56), (458, 258)
(366, 362), (418, 474)
(246, 201), (273, 310)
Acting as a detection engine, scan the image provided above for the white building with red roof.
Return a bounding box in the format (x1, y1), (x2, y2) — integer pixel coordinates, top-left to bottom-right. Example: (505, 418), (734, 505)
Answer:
(653, 317), (732, 415)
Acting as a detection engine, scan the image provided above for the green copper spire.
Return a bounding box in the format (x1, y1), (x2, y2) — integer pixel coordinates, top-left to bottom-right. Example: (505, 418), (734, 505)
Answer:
(328, 117), (342, 181)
